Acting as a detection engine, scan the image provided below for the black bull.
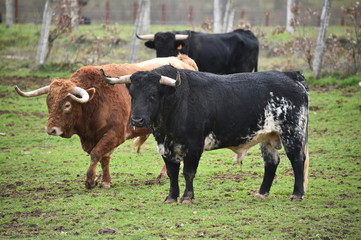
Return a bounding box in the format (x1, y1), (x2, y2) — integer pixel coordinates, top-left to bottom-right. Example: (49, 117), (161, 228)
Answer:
(103, 66), (309, 203)
(137, 29), (259, 74)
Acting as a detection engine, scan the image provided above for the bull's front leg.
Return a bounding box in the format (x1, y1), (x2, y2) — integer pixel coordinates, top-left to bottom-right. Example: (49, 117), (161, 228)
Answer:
(85, 152), (100, 189)
(85, 130), (123, 189)
(180, 148), (202, 204)
(163, 157), (180, 203)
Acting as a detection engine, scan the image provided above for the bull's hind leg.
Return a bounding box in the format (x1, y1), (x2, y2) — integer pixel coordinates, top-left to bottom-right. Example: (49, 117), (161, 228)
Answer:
(283, 143), (307, 201)
(100, 156), (111, 189)
(281, 135), (308, 201)
(257, 142), (280, 199)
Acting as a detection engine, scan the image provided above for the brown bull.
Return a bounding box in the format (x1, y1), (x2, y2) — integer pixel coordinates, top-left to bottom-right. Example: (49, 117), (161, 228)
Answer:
(15, 55), (198, 189)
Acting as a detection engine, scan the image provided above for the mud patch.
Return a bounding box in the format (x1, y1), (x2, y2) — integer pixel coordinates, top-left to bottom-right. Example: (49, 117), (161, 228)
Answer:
(0, 110), (47, 118)
(211, 173), (244, 183)
(0, 76), (51, 88)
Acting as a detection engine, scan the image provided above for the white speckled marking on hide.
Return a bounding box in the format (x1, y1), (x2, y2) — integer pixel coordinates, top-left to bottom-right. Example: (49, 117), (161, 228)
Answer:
(294, 105), (308, 142)
(174, 144), (185, 163)
(229, 95), (293, 160)
(204, 132), (219, 151)
(157, 144), (166, 155)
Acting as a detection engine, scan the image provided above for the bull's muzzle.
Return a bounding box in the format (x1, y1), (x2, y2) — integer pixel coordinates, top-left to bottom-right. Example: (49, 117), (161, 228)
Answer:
(46, 126), (63, 136)
(131, 117), (145, 128)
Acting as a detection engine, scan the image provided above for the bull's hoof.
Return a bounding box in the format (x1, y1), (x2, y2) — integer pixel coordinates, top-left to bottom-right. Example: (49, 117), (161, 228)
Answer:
(180, 197), (193, 204)
(255, 192), (269, 199)
(85, 180), (98, 189)
(164, 197), (177, 203)
(290, 194), (303, 201)
(100, 182), (111, 189)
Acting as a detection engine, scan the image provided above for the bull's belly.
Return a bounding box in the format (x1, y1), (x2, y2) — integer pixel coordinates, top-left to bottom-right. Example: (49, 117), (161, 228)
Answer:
(203, 131), (281, 153)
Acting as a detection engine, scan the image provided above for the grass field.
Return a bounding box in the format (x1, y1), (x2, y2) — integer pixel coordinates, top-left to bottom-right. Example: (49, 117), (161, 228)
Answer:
(0, 23), (360, 239)
(1, 75), (360, 240)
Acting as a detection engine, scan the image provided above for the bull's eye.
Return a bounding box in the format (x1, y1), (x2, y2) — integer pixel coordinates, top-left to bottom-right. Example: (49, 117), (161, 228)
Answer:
(63, 101), (72, 113)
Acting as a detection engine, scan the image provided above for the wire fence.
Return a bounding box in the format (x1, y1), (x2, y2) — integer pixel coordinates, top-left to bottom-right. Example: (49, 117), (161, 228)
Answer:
(0, 0), (353, 27)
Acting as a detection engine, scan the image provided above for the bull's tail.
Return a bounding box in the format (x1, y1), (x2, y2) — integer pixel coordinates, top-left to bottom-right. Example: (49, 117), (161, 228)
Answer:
(303, 115), (309, 192)
(303, 142), (309, 191)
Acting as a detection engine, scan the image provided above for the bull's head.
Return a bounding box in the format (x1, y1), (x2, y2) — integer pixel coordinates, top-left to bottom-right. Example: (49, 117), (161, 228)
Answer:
(137, 32), (189, 57)
(101, 68), (181, 128)
(15, 81), (95, 138)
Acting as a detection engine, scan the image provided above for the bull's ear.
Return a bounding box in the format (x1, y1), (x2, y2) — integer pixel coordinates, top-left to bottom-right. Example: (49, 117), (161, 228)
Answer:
(175, 41), (185, 50)
(145, 40), (155, 49)
(87, 88), (96, 101)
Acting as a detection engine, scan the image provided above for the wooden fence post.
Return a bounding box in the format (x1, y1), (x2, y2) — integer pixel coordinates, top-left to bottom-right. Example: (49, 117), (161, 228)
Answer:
(162, 4), (167, 25)
(105, 0), (110, 25)
(133, 2), (138, 22)
(14, 0), (18, 23)
(188, 5), (193, 25)
(265, 11), (270, 26)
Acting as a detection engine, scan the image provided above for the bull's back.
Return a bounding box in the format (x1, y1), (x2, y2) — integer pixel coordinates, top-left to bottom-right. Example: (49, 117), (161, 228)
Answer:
(184, 31), (258, 73)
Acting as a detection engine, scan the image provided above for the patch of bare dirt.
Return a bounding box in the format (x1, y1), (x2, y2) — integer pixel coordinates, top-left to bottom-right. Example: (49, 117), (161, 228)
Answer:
(0, 110), (47, 118)
(310, 85), (360, 94)
(310, 85), (341, 92)
(211, 172), (244, 183)
(0, 76), (51, 88)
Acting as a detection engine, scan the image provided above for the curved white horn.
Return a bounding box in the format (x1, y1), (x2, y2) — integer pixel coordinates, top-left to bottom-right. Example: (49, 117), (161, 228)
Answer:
(159, 72), (181, 87)
(14, 85), (49, 97)
(100, 69), (131, 85)
(136, 33), (155, 40)
(175, 34), (189, 40)
(67, 87), (90, 103)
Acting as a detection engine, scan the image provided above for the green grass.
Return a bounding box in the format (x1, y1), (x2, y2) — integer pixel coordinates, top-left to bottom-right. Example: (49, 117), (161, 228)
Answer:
(1, 76), (360, 239)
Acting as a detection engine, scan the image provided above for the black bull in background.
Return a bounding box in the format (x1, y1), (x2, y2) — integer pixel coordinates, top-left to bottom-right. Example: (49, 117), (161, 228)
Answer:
(137, 29), (259, 74)
(101, 65), (310, 204)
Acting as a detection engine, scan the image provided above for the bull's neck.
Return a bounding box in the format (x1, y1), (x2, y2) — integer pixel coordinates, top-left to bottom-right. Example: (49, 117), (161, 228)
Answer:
(74, 105), (98, 146)
(153, 86), (188, 140)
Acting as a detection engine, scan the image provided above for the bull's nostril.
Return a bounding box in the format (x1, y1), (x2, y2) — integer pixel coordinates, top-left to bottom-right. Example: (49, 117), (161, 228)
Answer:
(46, 127), (61, 136)
(46, 128), (54, 135)
(131, 117), (144, 126)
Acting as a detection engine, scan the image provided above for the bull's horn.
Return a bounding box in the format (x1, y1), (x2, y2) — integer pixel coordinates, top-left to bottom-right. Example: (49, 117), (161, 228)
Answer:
(14, 85), (49, 97)
(68, 87), (90, 103)
(175, 34), (189, 40)
(136, 33), (155, 40)
(100, 69), (131, 85)
(159, 71), (181, 87)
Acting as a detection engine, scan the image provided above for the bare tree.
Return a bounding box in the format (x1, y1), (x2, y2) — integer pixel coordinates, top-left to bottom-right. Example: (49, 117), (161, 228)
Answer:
(5, 0), (14, 28)
(286, 0), (294, 33)
(129, 0), (149, 63)
(213, 0), (222, 33)
(36, 0), (53, 66)
(70, 0), (79, 30)
(223, 0), (235, 32)
(313, 0), (331, 79)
